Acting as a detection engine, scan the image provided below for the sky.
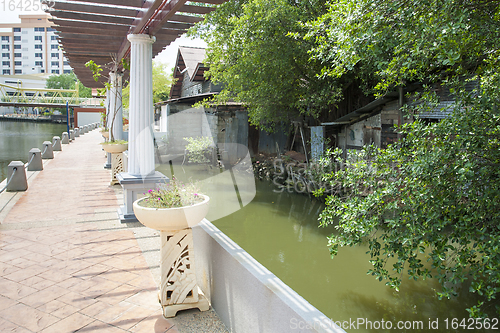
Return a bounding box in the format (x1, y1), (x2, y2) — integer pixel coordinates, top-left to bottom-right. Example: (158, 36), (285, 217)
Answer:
(0, 8), (206, 71)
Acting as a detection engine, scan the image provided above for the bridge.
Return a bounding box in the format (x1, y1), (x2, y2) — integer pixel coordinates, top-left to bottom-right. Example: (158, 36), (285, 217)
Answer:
(0, 82), (102, 108)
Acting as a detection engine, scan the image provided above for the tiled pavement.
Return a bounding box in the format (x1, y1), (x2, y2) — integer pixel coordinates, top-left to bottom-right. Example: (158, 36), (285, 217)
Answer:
(0, 129), (228, 333)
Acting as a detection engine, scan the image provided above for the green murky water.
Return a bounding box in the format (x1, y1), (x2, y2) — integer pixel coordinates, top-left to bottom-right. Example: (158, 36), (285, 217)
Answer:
(157, 161), (497, 333)
(0, 121), (68, 182)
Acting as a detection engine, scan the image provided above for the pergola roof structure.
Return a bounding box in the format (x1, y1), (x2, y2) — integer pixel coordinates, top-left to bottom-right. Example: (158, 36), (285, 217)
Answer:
(48, 0), (224, 88)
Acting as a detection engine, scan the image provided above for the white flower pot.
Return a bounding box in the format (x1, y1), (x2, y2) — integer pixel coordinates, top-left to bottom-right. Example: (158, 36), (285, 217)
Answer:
(133, 194), (209, 232)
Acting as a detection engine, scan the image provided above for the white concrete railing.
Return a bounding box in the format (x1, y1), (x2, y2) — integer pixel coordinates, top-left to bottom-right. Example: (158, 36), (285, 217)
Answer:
(193, 220), (346, 333)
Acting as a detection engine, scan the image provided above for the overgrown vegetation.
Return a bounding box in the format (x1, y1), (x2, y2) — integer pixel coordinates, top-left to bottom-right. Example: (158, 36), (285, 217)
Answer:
(196, 0), (500, 317)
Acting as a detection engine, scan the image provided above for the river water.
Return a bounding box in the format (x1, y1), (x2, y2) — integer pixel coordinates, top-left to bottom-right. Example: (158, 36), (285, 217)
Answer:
(2, 122), (495, 332)
(157, 162), (496, 333)
(0, 121), (68, 182)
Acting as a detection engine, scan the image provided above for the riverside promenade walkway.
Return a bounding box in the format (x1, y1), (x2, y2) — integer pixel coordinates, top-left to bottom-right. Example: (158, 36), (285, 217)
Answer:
(0, 129), (228, 333)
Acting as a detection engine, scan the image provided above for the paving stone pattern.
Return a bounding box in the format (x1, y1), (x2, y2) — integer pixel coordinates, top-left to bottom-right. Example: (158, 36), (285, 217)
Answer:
(0, 129), (228, 333)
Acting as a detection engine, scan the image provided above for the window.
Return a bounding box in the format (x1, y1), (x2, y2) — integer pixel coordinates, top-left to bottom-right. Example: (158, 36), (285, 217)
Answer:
(15, 69), (22, 74)
(63, 69), (71, 74)
(47, 28), (56, 32)
(13, 28), (20, 32)
(14, 53), (21, 58)
(3, 69), (10, 74)
(14, 36), (20, 41)
(51, 69), (59, 74)
(2, 61), (9, 66)
(51, 45), (58, 50)
(51, 61), (59, 66)
(35, 61), (43, 66)
(51, 53), (59, 58)
(51, 36), (57, 41)
(14, 61), (21, 66)
(63, 61), (69, 66)
(34, 36), (42, 41)
(35, 45), (42, 50)
(1, 45), (9, 50)
(1, 36), (9, 42)
(41, 69), (44, 73)
(2, 53), (9, 59)
(13, 45), (21, 49)
(35, 53), (42, 58)
(34, 27), (45, 32)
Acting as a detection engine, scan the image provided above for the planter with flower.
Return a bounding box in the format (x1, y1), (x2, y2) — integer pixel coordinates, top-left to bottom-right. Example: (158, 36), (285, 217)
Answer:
(133, 178), (210, 318)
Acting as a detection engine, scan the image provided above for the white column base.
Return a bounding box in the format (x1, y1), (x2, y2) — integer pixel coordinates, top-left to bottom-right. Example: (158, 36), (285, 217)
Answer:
(162, 292), (210, 318)
(116, 171), (168, 222)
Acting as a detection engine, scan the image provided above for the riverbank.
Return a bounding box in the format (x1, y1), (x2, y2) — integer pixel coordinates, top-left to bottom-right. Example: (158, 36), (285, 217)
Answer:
(0, 114), (73, 124)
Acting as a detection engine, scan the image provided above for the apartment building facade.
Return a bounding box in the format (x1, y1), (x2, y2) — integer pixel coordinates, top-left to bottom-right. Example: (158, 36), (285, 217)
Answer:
(0, 14), (71, 76)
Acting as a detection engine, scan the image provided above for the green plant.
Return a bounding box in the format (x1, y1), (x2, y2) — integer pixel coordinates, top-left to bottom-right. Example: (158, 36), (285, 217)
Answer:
(85, 58), (128, 143)
(138, 177), (204, 209)
(184, 137), (214, 164)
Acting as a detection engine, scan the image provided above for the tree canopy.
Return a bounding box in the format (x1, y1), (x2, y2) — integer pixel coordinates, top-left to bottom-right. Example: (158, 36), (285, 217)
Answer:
(309, 0), (500, 318)
(45, 72), (92, 98)
(191, 0), (340, 131)
(122, 60), (173, 110)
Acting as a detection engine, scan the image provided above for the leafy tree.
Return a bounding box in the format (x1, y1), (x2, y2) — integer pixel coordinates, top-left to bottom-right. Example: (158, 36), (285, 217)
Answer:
(121, 60), (173, 110)
(311, 0), (500, 318)
(45, 72), (92, 98)
(191, 0), (340, 131)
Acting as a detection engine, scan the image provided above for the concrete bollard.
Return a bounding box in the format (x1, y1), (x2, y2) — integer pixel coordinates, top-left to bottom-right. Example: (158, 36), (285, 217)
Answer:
(42, 141), (54, 159)
(74, 127), (80, 137)
(69, 129), (75, 141)
(6, 161), (28, 191)
(27, 148), (43, 171)
(61, 132), (70, 144)
(52, 136), (62, 151)
(85, 125), (89, 133)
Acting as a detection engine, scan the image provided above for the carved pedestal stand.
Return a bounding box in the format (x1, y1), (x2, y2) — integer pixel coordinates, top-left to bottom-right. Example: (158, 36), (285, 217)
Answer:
(159, 229), (209, 317)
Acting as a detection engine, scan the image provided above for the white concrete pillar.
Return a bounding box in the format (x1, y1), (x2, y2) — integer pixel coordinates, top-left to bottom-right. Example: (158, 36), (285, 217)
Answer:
(109, 72), (123, 142)
(127, 34), (156, 176)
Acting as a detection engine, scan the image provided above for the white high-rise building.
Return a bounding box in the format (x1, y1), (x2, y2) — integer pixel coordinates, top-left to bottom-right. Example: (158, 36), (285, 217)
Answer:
(0, 14), (71, 76)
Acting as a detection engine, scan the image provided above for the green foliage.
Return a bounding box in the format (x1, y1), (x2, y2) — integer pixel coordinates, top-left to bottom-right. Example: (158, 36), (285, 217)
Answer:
(152, 61), (173, 104)
(306, 0), (500, 95)
(121, 60), (173, 110)
(320, 69), (500, 317)
(138, 177), (204, 208)
(45, 72), (92, 98)
(184, 136), (214, 164)
(301, 0), (500, 317)
(191, 0), (341, 131)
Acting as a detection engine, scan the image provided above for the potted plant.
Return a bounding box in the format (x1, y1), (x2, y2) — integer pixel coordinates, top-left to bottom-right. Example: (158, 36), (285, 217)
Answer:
(132, 178), (210, 318)
(86, 57), (129, 153)
(133, 177), (209, 231)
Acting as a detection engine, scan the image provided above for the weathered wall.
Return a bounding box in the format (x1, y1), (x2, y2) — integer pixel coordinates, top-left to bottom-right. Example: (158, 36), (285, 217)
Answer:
(337, 113), (382, 150)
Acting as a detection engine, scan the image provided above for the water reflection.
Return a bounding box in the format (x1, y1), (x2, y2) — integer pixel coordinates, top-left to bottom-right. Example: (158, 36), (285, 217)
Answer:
(0, 121), (68, 181)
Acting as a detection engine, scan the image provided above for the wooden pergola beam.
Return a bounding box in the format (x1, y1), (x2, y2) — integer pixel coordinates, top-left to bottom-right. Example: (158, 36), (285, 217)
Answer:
(52, 2), (140, 17)
(51, 10), (135, 25)
(67, 0), (144, 7)
(50, 18), (130, 30)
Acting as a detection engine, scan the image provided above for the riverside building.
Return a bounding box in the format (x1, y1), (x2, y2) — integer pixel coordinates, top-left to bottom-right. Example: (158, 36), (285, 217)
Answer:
(0, 14), (71, 76)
